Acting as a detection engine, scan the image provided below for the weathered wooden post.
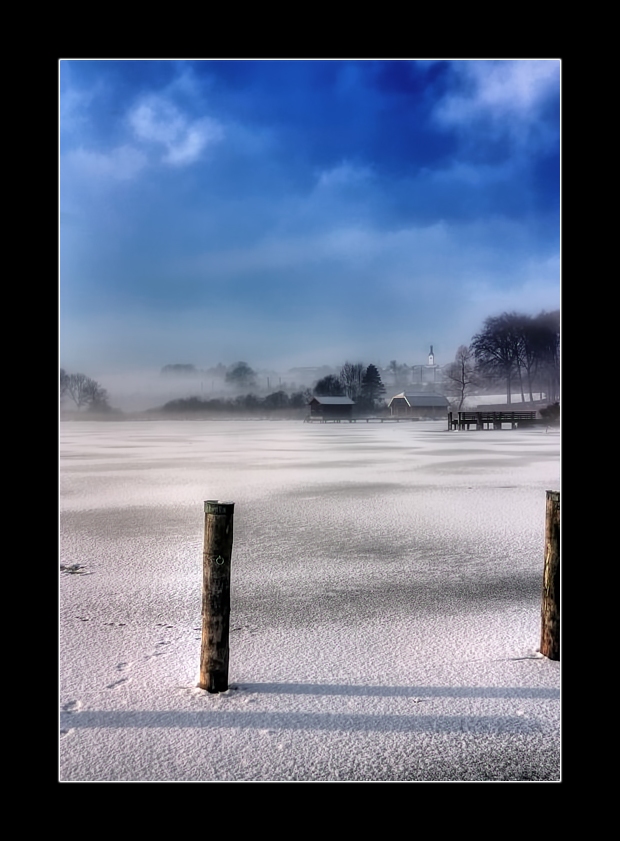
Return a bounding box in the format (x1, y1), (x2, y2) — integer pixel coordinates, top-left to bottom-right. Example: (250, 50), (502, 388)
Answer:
(199, 500), (235, 693)
(540, 490), (560, 660)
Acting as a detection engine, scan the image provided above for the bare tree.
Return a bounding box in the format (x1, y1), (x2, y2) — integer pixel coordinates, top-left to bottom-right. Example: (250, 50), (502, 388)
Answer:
(471, 313), (522, 404)
(65, 373), (109, 411)
(60, 368), (69, 403)
(83, 378), (110, 410)
(471, 310), (560, 404)
(443, 346), (479, 411)
(513, 314), (538, 401)
(339, 361), (365, 401)
(512, 311), (558, 402)
(532, 310), (560, 402)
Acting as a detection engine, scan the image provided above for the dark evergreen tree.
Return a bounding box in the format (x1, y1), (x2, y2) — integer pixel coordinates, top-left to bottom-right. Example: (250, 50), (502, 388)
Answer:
(360, 364), (386, 409)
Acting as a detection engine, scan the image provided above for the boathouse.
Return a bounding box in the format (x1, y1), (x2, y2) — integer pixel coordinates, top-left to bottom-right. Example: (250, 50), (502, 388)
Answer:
(308, 396), (355, 420)
(388, 391), (450, 419)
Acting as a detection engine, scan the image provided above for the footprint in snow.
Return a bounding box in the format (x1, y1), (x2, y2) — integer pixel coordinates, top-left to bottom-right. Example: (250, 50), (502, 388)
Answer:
(106, 677), (130, 689)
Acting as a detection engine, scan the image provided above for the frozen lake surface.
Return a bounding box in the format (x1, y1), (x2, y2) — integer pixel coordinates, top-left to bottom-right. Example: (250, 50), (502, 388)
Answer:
(59, 420), (561, 781)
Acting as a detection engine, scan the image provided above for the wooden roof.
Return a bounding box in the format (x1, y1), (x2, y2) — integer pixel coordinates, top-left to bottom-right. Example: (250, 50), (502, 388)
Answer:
(309, 396), (355, 405)
(388, 392), (449, 408)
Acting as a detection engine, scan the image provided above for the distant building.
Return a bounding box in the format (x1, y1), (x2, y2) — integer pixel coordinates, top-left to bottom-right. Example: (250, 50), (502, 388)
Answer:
(388, 391), (449, 419)
(410, 345), (444, 388)
(308, 396), (355, 420)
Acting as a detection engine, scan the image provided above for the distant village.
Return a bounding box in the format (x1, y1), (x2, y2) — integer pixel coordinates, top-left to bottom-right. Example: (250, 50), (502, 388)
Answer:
(61, 346), (555, 420)
(60, 310), (560, 418)
(293, 348), (451, 421)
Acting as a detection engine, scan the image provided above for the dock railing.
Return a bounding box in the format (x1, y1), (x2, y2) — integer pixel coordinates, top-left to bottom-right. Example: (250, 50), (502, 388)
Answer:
(448, 410), (538, 430)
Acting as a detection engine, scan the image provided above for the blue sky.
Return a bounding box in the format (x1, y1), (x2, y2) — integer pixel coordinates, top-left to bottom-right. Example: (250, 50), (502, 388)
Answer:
(59, 59), (560, 378)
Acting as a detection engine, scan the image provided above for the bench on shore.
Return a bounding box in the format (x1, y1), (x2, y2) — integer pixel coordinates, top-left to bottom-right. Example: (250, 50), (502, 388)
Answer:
(449, 410), (538, 430)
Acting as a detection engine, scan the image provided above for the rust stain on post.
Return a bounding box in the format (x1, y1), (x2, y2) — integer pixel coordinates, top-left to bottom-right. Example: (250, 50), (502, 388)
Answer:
(199, 500), (235, 692)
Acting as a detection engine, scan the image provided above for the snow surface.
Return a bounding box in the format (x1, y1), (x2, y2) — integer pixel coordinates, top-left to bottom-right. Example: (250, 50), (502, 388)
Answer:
(59, 420), (561, 782)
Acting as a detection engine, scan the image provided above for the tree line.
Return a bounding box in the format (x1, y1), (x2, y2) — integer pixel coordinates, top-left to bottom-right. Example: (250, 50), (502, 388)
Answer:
(159, 389), (313, 416)
(60, 369), (111, 412)
(470, 310), (559, 405)
(442, 310), (559, 409)
(61, 308), (559, 416)
(313, 363), (386, 410)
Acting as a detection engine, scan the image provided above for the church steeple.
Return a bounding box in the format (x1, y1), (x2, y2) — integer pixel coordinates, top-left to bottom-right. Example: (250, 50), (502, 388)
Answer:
(428, 345), (434, 366)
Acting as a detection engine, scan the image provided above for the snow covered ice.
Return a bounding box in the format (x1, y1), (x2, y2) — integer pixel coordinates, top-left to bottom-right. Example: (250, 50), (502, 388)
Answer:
(59, 420), (561, 782)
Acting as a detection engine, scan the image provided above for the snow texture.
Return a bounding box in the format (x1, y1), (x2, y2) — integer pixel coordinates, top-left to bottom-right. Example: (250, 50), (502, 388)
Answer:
(59, 420), (561, 782)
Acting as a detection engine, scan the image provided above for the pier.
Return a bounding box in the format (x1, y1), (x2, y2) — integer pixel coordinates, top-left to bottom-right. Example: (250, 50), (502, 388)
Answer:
(304, 416), (426, 423)
(448, 410), (538, 430)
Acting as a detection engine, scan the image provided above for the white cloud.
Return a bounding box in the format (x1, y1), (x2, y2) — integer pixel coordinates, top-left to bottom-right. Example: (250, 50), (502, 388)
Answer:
(315, 161), (374, 190)
(184, 220), (453, 283)
(434, 59), (560, 147)
(61, 85), (224, 184)
(164, 122), (222, 165)
(59, 68), (106, 136)
(471, 60), (557, 114)
(129, 99), (184, 145)
(66, 145), (148, 181)
(128, 96), (223, 166)
(60, 86), (95, 134)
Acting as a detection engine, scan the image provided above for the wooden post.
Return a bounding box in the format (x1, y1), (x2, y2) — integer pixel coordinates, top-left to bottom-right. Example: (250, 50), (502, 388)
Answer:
(540, 490), (560, 660)
(199, 500), (235, 693)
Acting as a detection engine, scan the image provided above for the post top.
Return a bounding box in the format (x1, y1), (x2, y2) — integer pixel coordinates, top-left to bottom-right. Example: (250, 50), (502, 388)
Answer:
(204, 500), (235, 515)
